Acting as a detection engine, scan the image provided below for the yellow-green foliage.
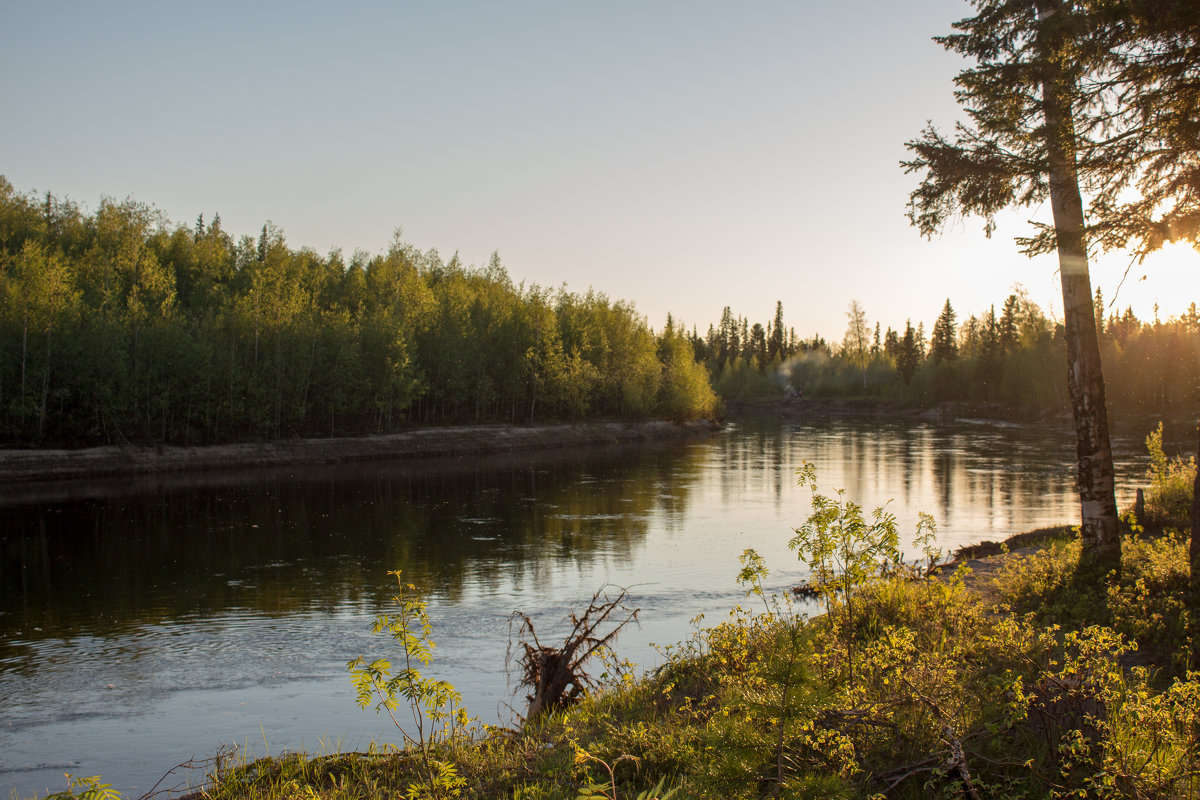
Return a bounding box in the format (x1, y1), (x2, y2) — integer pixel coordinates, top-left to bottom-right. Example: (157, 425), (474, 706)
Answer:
(993, 532), (1193, 674)
(197, 562), (1200, 800)
(1143, 422), (1197, 532)
(345, 571), (474, 799)
(0, 179), (720, 445)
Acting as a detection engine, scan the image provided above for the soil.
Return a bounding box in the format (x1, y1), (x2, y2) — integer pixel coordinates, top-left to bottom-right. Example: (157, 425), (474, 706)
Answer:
(0, 419), (721, 485)
(932, 526), (1075, 606)
(934, 544), (1050, 607)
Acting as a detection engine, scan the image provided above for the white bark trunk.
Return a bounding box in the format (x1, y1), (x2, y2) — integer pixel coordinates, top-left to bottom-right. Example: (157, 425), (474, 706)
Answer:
(1036, 0), (1121, 572)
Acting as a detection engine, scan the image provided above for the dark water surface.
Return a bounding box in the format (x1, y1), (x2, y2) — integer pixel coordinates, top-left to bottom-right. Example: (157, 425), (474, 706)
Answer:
(0, 417), (1151, 796)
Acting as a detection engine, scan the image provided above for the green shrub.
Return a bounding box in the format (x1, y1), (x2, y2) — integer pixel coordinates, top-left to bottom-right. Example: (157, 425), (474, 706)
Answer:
(1142, 422), (1196, 532)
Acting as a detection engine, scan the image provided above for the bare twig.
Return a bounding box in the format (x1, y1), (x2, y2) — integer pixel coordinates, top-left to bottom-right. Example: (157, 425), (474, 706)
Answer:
(136, 744), (237, 800)
(898, 678), (982, 800)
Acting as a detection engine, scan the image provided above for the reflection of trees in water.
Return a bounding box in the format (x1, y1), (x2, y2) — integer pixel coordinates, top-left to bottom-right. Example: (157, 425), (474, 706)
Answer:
(934, 440), (956, 522)
(0, 419), (1135, 653)
(0, 442), (706, 641)
(716, 417), (1092, 538)
(717, 420), (803, 507)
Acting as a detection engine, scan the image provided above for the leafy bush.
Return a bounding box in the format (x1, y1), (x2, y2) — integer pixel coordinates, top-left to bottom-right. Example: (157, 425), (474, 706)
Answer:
(1142, 422), (1197, 532)
(992, 531), (1193, 676)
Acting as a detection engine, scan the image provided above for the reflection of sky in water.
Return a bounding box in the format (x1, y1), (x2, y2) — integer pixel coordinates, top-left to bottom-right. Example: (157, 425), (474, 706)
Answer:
(0, 418), (1152, 795)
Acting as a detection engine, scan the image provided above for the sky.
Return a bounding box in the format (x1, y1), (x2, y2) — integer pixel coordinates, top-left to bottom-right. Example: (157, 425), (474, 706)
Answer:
(2, 0), (1195, 343)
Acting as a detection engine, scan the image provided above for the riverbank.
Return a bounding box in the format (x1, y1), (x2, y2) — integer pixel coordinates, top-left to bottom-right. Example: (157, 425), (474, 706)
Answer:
(726, 396), (1195, 443)
(192, 521), (1197, 799)
(0, 419), (720, 485)
(727, 395), (1068, 424)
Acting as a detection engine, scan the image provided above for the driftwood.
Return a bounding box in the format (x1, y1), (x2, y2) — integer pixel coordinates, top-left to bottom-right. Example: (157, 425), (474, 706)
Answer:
(509, 586), (639, 722)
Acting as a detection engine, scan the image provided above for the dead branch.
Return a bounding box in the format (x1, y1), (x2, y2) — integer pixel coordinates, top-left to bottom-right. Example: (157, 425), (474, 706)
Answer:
(508, 585), (639, 722)
(898, 680), (983, 800)
(136, 744), (237, 800)
(878, 756), (943, 795)
(816, 707), (900, 731)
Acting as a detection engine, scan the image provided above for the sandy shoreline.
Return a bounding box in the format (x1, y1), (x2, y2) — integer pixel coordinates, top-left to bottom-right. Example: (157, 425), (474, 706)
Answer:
(0, 419), (720, 485)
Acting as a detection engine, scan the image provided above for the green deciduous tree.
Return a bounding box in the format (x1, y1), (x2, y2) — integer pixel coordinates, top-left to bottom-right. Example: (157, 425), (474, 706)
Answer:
(0, 177), (721, 444)
(657, 321), (717, 421)
(1, 240), (80, 438)
(842, 299), (870, 391)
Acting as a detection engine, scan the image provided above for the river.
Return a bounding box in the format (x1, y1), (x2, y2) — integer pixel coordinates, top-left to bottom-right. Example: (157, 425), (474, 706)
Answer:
(0, 416), (1154, 796)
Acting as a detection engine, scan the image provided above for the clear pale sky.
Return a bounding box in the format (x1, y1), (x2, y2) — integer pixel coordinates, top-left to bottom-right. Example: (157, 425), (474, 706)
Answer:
(2, 1), (1194, 342)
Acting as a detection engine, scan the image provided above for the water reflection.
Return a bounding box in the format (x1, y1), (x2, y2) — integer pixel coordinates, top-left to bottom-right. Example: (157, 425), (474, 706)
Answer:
(1, 441), (711, 640)
(0, 417), (1148, 796)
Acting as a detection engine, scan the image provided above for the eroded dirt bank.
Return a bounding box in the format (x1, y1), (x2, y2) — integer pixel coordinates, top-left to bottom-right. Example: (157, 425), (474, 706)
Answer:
(0, 420), (720, 485)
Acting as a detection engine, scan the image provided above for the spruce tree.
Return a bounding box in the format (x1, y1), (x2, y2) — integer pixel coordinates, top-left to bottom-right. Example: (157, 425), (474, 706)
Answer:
(930, 299), (958, 363)
(1061, 0), (1200, 256)
(904, 0), (1128, 570)
(769, 301), (785, 361)
(999, 294), (1020, 355)
(896, 321), (920, 385)
(883, 326), (900, 360)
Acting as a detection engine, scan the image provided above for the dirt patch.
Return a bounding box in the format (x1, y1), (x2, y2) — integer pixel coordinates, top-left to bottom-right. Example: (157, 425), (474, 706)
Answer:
(933, 544), (1049, 608)
(931, 526), (1076, 607)
(0, 420), (720, 485)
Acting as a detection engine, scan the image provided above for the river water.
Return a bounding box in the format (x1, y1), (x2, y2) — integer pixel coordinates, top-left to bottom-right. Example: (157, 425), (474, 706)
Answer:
(0, 416), (1153, 796)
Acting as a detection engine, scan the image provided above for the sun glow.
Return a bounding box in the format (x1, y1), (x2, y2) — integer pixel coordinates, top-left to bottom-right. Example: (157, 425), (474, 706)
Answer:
(1143, 239), (1199, 273)
(1093, 240), (1198, 323)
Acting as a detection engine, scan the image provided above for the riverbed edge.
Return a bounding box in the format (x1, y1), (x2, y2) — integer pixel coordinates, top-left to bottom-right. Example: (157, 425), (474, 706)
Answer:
(0, 419), (722, 484)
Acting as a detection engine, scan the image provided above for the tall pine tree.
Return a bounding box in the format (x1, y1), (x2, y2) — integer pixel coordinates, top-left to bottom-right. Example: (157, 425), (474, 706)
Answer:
(904, 0), (1125, 572)
(930, 299), (958, 362)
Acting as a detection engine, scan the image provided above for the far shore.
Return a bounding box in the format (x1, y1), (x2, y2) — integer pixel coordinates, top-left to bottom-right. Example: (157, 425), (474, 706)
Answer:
(728, 396), (1193, 440)
(726, 396), (1073, 424)
(0, 419), (720, 486)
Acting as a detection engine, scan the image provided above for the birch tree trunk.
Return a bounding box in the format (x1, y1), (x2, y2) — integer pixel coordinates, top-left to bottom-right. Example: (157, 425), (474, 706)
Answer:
(1037, 0), (1121, 574)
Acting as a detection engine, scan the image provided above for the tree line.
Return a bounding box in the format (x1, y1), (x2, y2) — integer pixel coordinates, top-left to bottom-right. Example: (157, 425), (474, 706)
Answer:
(0, 177), (716, 447)
(693, 292), (1200, 419)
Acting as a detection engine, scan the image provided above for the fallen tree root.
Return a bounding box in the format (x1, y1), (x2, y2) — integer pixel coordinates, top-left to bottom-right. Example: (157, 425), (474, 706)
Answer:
(510, 585), (639, 722)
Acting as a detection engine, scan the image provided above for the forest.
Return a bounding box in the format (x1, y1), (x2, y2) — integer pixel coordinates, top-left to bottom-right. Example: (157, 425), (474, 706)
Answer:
(3, 174), (1193, 449)
(0, 177), (716, 446)
(694, 292), (1199, 417)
